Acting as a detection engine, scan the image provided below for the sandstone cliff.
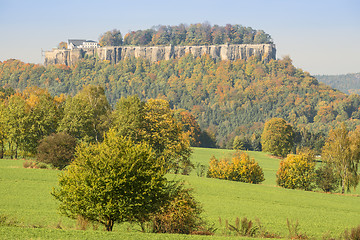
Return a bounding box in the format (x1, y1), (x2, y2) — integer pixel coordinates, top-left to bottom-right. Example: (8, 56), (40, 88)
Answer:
(44, 44), (276, 66)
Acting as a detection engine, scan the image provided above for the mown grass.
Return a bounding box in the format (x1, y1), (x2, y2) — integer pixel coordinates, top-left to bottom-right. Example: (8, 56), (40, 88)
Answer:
(0, 148), (360, 239)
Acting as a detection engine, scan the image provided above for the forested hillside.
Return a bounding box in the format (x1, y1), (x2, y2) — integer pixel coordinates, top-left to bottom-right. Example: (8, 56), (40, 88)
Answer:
(1, 55), (360, 149)
(316, 73), (360, 95)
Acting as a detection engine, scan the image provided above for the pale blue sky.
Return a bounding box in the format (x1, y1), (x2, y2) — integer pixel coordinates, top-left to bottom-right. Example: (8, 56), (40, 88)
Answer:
(0, 0), (359, 75)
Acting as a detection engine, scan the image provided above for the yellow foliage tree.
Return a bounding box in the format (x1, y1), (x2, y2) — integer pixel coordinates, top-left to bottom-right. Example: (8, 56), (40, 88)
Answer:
(322, 123), (360, 193)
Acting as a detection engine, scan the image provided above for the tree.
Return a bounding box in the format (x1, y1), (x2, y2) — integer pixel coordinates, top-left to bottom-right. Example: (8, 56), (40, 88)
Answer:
(321, 124), (360, 193)
(52, 130), (168, 231)
(21, 87), (60, 155)
(315, 164), (339, 192)
(112, 95), (145, 142)
(0, 101), (8, 158)
(276, 153), (316, 191)
(174, 110), (202, 147)
(58, 85), (111, 143)
(4, 94), (28, 158)
(37, 132), (77, 169)
(112, 96), (192, 174)
(58, 42), (68, 49)
(99, 29), (123, 47)
(261, 118), (294, 157)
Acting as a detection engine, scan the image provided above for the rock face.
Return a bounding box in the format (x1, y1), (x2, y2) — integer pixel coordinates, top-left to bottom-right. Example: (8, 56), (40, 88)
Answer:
(44, 44), (276, 66)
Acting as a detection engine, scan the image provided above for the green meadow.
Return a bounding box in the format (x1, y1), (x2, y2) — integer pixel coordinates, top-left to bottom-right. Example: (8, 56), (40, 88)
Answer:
(1, 148), (360, 239)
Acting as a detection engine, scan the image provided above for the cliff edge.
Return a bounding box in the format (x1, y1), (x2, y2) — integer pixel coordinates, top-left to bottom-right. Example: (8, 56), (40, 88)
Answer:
(44, 44), (276, 66)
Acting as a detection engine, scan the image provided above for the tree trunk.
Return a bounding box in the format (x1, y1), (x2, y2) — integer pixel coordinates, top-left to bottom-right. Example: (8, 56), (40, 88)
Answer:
(342, 166), (348, 194)
(9, 142), (13, 159)
(105, 219), (114, 231)
(15, 144), (18, 159)
(0, 142), (3, 159)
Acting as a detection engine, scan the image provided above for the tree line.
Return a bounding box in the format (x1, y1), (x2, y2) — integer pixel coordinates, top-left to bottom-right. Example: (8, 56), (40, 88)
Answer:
(1, 55), (360, 152)
(261, 117), (360, 194)
(98, 23), (273, 47)
(0, 86), (208, 172)
(316, 73), (360, 95)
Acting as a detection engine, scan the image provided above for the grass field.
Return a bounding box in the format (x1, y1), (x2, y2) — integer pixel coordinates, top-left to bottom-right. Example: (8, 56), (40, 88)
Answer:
(1, 147), (360, 239)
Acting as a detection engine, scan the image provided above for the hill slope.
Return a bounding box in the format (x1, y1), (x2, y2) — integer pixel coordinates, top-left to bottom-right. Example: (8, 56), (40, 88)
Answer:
(316, 73), (360, 94)
(1, 56), (360, 148)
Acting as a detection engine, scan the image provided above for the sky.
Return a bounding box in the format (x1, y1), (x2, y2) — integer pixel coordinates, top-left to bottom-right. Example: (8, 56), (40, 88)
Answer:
(0, 0), (359, 75)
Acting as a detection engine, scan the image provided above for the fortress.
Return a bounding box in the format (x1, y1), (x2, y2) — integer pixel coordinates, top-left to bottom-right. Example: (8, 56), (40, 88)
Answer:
(44, 43), (276, 66)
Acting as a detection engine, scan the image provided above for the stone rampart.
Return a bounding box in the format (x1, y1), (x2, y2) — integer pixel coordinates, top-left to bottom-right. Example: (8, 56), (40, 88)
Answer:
(44, 44), (276, 66)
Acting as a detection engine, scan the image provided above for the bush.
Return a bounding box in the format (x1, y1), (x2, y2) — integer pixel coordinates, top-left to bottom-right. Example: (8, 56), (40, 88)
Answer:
(23, 160), (38, 169)
(315, 164), (340, 192)
(148, 182), (213, 235)
(343, 225), (360, 240)
(23, 160), (48, 169)
(287, 219), (308, 239)
(219, 216), (279, 238)
(276, 154), (316, 191)
(37, 132), (77, 170)
(207, 151), (265, 184)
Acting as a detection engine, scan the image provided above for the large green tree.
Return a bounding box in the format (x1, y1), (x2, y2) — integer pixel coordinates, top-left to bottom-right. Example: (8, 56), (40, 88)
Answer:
(321, 124), (360, 193)
(52, 130), (168, 231)
(261, 118), (294, 157)
(58, 85), (111, 143)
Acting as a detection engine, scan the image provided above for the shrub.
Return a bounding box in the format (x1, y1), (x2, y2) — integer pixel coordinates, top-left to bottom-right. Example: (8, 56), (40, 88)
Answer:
(195, 163), (206, 177)
(207, 151), (265, 184)
(287, 219), (308, 239)
(148, 182), (213, 235)
(37, 132), (77, 170)
(23, 160), (48, 169)
(276, 154), (316, 191)
(219, 216), (279, 238)
(343, 225), (360, 240)
(227, 217), (259, 237)
(315, 164), (340, 192)
(23, 160), (38, 169)
(0, 214), (19, 227)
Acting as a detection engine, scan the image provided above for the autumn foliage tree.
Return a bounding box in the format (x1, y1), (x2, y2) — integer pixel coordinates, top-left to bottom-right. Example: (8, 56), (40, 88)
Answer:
(112, 96), (192, 174)
(1, 87), (61, 158)
(261, 118), (294, 157)
(175, 110), (202, 147)
(321, 124), (360, 193)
